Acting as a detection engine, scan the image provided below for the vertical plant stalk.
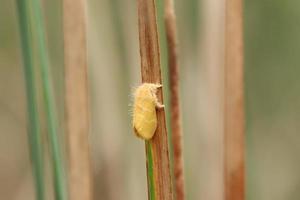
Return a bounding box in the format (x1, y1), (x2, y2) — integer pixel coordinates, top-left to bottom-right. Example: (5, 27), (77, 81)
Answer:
(63, 0), (93, 200)
(137, 0), (173, 199)
(164, 0), (185, 199)
(30, 0), (67, 199)
(16, 1), (45, 199)
(224, 0), (245, 199)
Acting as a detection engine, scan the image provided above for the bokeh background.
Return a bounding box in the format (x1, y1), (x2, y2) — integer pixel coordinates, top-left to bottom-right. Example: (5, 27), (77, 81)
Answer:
(1, 0), (300, 199)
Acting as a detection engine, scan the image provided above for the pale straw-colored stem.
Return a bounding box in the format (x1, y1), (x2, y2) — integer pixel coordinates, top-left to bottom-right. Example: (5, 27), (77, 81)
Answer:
(224, 0), (245, 199)
(63, 0), (93, 199)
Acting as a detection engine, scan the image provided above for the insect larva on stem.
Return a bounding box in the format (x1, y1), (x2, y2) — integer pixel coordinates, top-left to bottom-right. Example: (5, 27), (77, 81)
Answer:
(132, 83), (164, 140)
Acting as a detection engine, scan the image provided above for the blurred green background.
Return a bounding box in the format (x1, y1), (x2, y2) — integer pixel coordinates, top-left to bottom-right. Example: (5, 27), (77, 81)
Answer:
(1, 0), (300, 199)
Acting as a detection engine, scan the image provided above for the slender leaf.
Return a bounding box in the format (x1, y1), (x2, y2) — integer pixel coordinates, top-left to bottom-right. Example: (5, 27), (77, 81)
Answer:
(16, 1), (45, 199)
(29, 0), (67, 199)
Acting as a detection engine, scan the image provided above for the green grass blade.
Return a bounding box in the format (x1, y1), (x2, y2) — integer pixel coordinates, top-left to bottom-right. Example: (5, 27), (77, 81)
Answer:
(15, 1), (45, 199)
(28, 0), (67, 199)
(146, 141), (155, 200)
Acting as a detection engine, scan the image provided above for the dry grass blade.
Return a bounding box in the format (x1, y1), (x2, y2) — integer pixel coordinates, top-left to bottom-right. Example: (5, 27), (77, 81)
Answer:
(164, 0), (185, 199)
(63, 0), (93, 199)
(224, 0), (245, 199)
(137, 0), (173, 199)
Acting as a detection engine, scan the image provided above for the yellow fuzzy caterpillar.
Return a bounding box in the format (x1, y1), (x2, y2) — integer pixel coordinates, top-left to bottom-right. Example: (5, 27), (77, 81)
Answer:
(132, 83), (164, 140)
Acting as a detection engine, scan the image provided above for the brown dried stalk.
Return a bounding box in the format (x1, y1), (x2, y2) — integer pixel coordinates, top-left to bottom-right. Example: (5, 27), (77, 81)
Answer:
(224, 0), (245, 199)
(164, 0), (185, 199)
(137, 0), (173, 199)
(63, 0), (93, 199)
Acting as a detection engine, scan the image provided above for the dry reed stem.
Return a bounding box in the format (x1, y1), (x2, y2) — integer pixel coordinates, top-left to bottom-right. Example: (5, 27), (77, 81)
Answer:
(137, 0), (173, 199)
(164, 0), (185, 199)
(63, 0), (93, 199)
(224, 0), (245, 199)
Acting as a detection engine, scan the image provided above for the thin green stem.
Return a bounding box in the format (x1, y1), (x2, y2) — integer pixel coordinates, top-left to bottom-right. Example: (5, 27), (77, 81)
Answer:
(146, 141), (155, 200)
(15, 1), (45, 199)
(29, 0), (67, 199)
